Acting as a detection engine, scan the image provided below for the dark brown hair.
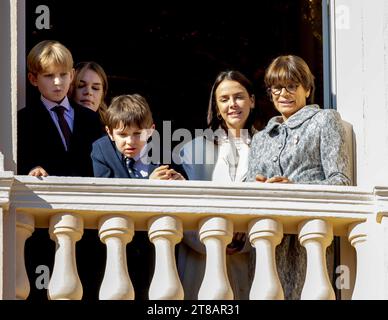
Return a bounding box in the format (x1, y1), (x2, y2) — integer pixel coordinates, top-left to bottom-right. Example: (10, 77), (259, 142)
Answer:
(207, 70), (257, 137)
(105, 94), (153, 132)
(264, 55), (315, 103)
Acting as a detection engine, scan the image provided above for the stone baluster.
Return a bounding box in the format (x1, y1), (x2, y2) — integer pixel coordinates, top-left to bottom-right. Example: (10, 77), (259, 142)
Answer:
(298, 219), (335, 300)
(348, 222), (368, 299)
(16, 213), (34, 300)
(148, 215), (183, 300)
(98, 215), (134, 300)
(198, 217), (233, 300)
(48, 213), (83, 300)
(248, 218), (284, 300)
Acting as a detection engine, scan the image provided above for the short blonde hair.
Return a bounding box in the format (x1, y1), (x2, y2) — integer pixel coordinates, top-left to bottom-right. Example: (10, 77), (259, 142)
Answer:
(27, 40), (73, 74)
(105, 94), (154, 132)
(264, 55), (315, 102)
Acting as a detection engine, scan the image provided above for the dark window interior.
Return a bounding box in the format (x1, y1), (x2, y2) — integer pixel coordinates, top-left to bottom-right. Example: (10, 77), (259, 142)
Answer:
(24, 0), (323, 300)
(26, 0), (323, 133)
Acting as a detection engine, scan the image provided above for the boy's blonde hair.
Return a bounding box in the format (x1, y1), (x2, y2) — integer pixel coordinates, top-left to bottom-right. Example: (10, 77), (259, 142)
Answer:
(27, 40), (73, 74)
(105, 94), (154, 132)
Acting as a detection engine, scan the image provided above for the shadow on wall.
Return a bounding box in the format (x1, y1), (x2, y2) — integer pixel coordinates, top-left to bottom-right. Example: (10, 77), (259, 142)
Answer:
(0, 152), (4, 171)
(341, 119), (356, 186)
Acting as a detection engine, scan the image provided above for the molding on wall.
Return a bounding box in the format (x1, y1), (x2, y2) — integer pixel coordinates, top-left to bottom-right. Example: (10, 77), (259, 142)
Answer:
(0, 172), (14, 210)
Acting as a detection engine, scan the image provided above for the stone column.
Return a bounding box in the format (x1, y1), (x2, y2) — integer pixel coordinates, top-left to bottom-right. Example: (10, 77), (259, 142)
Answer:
(198, 217), (233, 300)
(148, 215), (183, 300)
(48, 213), (83, 300)
(0, 0), (19, 172)
(16, 212), (34, 299)
(298, 219), (335, 300)
(348, 221), (371, 299)
(99, 215), (134, 300)
(248, 218), (284, 300)
(332, 0), (388, 187)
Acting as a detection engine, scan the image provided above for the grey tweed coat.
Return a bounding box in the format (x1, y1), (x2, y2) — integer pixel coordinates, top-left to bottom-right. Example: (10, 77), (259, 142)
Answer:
(247, 104), (351, 185)
(246, 104), (351, 299)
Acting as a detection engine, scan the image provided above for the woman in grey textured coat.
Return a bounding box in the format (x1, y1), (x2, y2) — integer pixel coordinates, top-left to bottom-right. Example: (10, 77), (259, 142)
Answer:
(247, 55), (351, 299)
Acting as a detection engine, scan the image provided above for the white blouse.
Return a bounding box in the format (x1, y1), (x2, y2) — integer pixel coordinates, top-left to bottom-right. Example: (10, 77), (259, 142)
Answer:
(180, 134), (250, 182)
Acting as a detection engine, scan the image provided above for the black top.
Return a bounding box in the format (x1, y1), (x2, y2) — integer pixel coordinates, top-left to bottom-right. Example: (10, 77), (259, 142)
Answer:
(17, 98), (104, 177)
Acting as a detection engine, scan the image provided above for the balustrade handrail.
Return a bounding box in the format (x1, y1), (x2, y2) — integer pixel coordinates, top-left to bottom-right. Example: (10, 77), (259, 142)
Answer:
(0, 171), (14, 209)
(6, 175), (378, 235)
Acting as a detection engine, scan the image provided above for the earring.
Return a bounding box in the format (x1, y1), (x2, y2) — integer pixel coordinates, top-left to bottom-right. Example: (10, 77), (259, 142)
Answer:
(217, 113), (222, 120)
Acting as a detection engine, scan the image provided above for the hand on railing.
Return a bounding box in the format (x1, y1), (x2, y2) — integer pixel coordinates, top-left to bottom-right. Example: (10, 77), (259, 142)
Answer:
(226, 232), (247, 255)
(150, 165), (186, 180)
(28, 166), (49, 177)
(255, 174), (292, 184)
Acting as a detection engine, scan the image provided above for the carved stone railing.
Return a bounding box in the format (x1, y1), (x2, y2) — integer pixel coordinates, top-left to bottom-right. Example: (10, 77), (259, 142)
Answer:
(0, 171), (15, 299)
(2, 175), (388, 300)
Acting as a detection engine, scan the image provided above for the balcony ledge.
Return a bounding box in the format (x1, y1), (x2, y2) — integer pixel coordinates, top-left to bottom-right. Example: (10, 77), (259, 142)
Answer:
(4, 175), (377, 235)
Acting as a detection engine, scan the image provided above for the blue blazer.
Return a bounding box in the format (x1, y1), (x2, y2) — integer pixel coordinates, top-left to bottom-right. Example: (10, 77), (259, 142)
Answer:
(92, 135), (187, 178)
(92, 135), (149, 178)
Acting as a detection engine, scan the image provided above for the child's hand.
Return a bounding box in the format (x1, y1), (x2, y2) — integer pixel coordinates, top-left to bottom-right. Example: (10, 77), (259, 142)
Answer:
(150, 165), (186, 180)
(149, 165), (172, 180)
(167, 170), (185, 180)
(28, 166), (49, 177)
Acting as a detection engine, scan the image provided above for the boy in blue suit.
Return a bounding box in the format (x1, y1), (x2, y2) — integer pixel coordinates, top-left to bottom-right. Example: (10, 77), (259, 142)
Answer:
(18, 40), (103, 177)
(91, 94), (186, 299)
(91, 94), (186, 180)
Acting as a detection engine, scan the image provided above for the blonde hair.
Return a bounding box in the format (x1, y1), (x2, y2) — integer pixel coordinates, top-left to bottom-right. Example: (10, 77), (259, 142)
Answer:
(70, 61), (109, 123)
(264, 55), (315, 102)
(27, 40), (73, 74)
(105, 94), (153, 132)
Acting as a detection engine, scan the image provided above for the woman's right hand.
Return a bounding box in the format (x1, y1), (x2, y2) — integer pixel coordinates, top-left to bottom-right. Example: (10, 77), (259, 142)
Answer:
(255, 174), (291, 183)
(266, 176), (292, 183)
(255, 174), (267, 182)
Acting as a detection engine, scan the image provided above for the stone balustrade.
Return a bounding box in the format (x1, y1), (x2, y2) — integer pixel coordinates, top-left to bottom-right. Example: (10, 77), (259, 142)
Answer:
(98, 215), (135, 300)
(1, 174), (388, 300)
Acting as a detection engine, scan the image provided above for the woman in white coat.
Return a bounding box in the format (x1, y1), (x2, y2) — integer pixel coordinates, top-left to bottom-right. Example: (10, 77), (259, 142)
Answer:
(178, 70), (260, 299)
